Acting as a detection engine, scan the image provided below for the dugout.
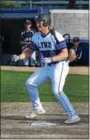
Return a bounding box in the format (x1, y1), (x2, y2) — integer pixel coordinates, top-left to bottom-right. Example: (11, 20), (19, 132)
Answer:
(0, 8), (48, 54)
(0, 8), (89, 66)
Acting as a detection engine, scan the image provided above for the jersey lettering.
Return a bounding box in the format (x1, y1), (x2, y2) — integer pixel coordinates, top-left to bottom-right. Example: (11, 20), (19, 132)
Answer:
(38, 42), (52, 50)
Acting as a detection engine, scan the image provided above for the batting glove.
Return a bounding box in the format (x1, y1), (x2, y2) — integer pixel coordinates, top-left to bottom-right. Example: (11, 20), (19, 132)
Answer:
(43, 57), (53, 64)
(11, 54), (20, 62)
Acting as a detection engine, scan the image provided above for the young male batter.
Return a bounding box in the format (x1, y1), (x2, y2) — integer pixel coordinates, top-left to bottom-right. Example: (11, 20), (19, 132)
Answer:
(12, 13), (80, 124)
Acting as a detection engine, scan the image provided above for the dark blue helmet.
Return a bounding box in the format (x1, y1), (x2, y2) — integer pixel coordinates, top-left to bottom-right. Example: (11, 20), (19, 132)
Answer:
(35, 13), (51, 27)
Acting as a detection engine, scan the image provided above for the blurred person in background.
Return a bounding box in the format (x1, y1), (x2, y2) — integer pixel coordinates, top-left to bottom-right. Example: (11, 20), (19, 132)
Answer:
(69, 37), (82, 66)
(20, 20), (36, 66)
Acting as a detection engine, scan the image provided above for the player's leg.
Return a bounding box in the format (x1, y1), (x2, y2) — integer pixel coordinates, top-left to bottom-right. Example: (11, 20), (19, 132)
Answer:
(25, 67), (48, 118)
(50, 61), (80, 124)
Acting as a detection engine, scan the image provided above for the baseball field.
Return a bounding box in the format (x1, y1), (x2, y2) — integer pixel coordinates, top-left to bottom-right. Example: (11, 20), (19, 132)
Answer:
(1, 66), (89, 139)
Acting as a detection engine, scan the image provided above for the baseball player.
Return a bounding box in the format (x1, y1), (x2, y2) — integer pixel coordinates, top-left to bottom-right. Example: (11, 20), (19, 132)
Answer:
(12, 13), (80, 124)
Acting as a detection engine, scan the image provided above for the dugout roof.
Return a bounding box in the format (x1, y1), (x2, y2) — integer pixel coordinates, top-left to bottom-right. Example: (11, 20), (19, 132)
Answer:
(0, 8), (49, 19)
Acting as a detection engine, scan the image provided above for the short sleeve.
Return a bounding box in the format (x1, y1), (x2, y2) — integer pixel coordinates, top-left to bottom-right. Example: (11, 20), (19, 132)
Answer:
(55, 31), (67, 50)
(56, 41), (67, 50)
(29, 41), (38, 51)
(29, 33), (39, 51)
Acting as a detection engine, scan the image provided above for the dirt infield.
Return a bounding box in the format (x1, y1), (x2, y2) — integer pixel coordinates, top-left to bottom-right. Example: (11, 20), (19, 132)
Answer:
(1, 102), (89, 139)
(1, 66), (89, 75)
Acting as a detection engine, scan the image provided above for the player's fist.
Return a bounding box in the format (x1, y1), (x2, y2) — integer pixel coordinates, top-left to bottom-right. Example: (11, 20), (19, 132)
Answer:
(11, 54), (20, 62)
(43, 57), (52, 64)
(68, 49), (77, 62)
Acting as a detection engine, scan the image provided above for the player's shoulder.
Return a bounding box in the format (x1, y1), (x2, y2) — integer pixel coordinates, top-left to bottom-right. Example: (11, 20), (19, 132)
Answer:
(33, 32), (40, 36)
(55, 30), (65, 42)
(32, 32), (41, 40)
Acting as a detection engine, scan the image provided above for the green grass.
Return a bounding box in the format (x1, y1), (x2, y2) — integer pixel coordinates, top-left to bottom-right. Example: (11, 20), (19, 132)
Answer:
(1, 70), (89, 102)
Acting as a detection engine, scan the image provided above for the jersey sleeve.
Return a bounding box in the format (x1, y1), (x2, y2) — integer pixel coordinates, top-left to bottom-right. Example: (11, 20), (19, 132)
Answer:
(29, 34), (39, 51)
(55, 31), (67, 50)
(29, 41), (38, 51)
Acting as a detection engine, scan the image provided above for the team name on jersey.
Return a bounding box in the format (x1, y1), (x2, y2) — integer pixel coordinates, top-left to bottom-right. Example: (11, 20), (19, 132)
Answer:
(38, 42), (55, 51)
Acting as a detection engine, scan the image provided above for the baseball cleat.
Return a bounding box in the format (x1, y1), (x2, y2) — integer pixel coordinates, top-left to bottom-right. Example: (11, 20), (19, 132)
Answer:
(25, 109), (46, 119)
(64, 115), (80, 124)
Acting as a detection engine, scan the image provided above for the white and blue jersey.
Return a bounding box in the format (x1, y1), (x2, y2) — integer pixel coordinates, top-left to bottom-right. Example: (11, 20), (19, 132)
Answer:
(29, 31), (67, 66)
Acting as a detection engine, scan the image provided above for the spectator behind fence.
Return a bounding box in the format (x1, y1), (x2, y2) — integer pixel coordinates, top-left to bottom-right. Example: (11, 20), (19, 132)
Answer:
(69, 37), (82, 66)
(20, 20), (36, 66)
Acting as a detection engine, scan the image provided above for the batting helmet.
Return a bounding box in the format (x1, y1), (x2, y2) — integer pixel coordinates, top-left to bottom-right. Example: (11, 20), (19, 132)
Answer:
(35, 13), (51, 27)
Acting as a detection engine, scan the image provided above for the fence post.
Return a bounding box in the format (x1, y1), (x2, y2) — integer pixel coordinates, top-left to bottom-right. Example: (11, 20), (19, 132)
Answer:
(30, 0), (32, 8)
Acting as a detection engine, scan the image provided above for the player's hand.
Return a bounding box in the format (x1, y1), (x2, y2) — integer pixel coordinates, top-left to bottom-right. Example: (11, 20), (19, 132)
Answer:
(11, 54), (20, 62)
(43, 57), (52, 64)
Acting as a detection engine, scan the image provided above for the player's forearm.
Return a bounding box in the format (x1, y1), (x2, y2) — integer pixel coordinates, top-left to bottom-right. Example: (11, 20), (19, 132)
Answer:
(52, 49), (68, 62)
(19, 48), (31, 60)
